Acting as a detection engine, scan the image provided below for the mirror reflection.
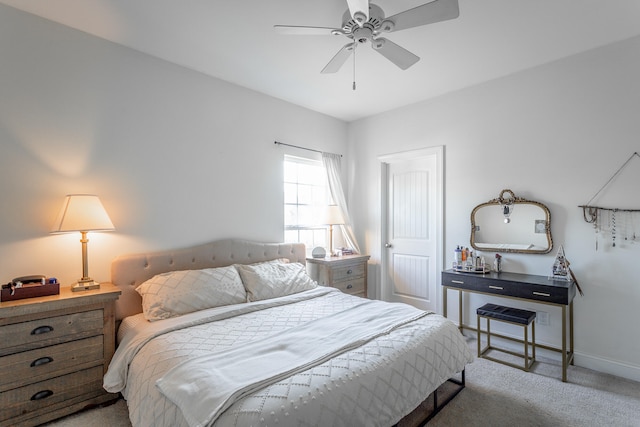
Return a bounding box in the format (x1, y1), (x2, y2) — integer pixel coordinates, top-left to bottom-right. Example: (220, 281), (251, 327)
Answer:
(470, 189), (553, 254)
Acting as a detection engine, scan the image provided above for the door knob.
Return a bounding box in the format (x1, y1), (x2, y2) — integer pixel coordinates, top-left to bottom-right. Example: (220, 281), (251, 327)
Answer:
(385, 243), (392, 248)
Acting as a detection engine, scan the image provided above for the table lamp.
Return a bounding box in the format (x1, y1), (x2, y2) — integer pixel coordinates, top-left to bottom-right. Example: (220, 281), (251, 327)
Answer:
(323, 205), (345, 256)
(51, 194), (115, 291)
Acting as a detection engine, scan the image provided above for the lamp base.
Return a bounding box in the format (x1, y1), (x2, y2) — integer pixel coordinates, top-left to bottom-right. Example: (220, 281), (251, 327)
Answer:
(71, 279), (100, 292)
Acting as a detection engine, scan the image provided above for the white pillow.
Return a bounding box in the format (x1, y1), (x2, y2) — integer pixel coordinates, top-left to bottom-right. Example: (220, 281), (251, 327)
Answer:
(136, 266), (246, 321)
(236, 262), (317, 302)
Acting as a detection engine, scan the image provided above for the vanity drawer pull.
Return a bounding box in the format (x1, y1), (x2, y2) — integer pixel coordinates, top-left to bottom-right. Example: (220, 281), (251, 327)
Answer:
(533, 291), (551, 297)
(31, 390), (54, 401)
(31, 325), (54, 335)
(489, 285), (504, 290)
(31, 357), (54, 367)
(451, 280), (465, 284)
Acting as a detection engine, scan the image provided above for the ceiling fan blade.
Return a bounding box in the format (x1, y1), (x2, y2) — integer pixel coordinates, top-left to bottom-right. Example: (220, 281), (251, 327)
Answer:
(372, 38), (419, 70)
(274, 25), (340, 36)
(346, 0), (370, 26)
(386, 0), (459, 32)
(321, 43), (355, 74)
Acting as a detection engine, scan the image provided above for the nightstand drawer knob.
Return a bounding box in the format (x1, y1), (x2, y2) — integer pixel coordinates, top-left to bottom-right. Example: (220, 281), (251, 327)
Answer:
(347, 269), (353, 275)
(346, 284), (353, 289)
(31, 390), (53, 401)
(31, 356), (54, 367)
(31, 325), (54, 335)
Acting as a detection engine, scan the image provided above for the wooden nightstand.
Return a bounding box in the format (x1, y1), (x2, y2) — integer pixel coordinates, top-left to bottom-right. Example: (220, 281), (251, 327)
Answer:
(306, 254), (370, 298)
(0, 284), (121, 427)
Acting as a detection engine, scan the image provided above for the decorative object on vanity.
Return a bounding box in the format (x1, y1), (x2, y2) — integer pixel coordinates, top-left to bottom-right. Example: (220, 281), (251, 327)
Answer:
(306, 254), (370, 297)
(493, 253), (502, 273)
(470, 189), (553, 254)
(579, 152), (640, 250)
(452, 246), (488, 273)
(0, 283), (120, 426)
(51, 194), (115, 292)
(1, 275), (59, 301)
(550, 245), (570, 280)
(549, 245), (584, 296)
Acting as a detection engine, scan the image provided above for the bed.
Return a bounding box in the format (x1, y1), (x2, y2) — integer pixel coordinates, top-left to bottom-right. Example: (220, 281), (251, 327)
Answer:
(103, 239), (474, 427)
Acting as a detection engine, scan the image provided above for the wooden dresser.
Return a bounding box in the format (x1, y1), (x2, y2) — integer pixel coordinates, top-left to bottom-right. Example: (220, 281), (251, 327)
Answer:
(306, 254), (370, 298)
(0, 284), (121, 427)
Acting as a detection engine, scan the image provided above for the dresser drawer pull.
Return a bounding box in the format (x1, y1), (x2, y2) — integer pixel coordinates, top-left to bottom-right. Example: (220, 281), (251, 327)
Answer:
(489, 285), (504, 290)
(451, 280), (464, 284)
(533, 292), (551, 297)
(346, 269), (353, 275)
(31, 356), (54, 367)
(31, 390), (53, 401)
(31, 325), (54, 335)
(346, 284), (353, 289)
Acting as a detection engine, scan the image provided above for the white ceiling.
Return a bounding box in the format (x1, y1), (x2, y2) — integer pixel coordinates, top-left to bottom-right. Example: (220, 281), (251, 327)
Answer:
(3, 0), (640, 122)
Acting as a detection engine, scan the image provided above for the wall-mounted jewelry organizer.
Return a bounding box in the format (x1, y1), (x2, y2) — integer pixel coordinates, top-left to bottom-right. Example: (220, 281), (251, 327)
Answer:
(579, 152), (640, 250)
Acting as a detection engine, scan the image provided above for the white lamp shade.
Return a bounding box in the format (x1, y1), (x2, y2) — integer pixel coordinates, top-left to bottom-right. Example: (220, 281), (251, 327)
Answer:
(51, 194), (115, 233)
(323, 205), (345, 225)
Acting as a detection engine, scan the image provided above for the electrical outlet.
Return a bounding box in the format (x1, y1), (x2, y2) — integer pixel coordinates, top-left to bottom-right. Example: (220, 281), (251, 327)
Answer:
(536, 311), (549, 326)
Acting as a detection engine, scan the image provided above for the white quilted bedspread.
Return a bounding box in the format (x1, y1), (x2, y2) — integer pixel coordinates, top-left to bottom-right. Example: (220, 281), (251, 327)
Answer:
(107, 288), (473, 427)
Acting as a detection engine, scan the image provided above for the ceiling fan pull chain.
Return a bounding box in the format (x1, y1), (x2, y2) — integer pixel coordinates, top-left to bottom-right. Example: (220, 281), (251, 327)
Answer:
(352, 43), (357, 90)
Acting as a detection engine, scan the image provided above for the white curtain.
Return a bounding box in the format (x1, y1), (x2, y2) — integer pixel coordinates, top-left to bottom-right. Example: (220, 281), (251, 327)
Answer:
(322, 153), (361, 254)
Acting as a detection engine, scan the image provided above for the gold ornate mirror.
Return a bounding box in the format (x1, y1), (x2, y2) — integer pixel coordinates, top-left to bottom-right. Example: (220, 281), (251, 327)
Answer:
(470, 189), (553, 254)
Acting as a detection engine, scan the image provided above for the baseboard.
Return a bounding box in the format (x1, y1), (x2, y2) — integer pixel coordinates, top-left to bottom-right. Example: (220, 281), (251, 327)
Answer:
(574, 352), (640, 383)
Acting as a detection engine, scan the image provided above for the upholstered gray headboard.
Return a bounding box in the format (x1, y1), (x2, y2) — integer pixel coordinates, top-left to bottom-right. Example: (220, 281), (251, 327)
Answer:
(110, 238), (307, 321)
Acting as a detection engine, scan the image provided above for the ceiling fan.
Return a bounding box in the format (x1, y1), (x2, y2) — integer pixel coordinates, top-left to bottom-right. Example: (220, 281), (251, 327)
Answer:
(274, 0), (459, 74)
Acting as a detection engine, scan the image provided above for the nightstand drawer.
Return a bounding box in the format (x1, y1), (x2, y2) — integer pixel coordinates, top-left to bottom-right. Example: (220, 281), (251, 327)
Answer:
(0, 310), (104, 355)
(0, 335), (104, 392)
(0, 365), (104, 422)
(332, 263), (365, 282)
(332, 278), (365, 296)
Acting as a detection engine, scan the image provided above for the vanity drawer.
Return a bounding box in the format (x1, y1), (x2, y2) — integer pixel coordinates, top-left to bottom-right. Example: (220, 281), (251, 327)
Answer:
(442, 271), (572, 305)
(0, 335), (104, 392)
(0, 310), (104, 356)
(0, 365), (104, 422)
(332, 263), (365, 282)
(332, 278), (365, 296)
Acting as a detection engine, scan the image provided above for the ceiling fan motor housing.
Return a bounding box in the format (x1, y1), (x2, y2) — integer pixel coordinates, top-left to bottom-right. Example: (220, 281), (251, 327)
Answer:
(342, 4), (385, 37)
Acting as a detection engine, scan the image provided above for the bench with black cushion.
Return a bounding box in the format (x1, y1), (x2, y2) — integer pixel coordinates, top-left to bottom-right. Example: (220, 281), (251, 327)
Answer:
(476, 303), (536, 371)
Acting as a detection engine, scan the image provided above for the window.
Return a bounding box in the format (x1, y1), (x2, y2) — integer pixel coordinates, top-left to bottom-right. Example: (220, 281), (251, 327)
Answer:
(283, 155), (329, 250)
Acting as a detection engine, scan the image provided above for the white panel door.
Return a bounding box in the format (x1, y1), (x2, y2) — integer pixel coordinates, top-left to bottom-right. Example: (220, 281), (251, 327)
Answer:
(381, 148), (442, 312)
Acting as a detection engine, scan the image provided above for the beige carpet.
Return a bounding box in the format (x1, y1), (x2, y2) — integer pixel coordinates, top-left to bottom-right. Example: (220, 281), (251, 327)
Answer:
(44, 338), (640, 427)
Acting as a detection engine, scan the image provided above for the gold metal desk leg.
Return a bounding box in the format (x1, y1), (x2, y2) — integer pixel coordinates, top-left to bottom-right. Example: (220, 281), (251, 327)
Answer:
(570, 300), (574, 366)
(562, 305), (567, 382)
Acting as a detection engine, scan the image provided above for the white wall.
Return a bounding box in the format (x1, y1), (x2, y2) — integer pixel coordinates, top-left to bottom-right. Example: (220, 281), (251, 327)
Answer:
(0, 6), (347, 287)
(348, 35), (640, 381)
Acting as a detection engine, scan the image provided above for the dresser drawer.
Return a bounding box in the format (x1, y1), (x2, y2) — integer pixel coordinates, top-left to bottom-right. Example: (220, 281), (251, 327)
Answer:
(0, 365), (104, 422)
(0, 335), (104, 392)
(332, 278), (365, 296)
(0, 310), (104, 356)
(332, 263), (365, 282)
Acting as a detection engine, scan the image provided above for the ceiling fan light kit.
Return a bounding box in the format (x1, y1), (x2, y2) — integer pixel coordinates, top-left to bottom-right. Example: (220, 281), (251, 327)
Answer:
(275, 0), (459, 80)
